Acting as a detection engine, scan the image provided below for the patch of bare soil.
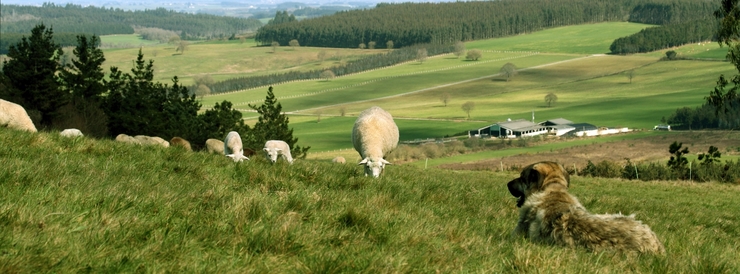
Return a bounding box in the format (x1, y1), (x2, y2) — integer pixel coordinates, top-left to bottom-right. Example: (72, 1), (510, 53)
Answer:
(440, 131), (740, 171)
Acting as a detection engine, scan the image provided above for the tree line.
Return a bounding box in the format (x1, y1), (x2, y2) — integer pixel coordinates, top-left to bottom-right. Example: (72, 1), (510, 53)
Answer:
(202, 43), (455, 94)
(254, 0), (714, 49)
(0, 3), (263, 54)
(609, 0), (718, 55)
(0, 24), (308, 158)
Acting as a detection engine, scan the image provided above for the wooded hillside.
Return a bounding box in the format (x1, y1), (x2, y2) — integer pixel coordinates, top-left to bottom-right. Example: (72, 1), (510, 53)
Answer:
(255, 0), (716, 49)
(0, 3), (262, 53)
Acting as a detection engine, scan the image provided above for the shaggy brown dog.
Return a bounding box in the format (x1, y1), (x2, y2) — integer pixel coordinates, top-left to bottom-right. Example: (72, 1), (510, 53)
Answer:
(507, 161), (665, 254)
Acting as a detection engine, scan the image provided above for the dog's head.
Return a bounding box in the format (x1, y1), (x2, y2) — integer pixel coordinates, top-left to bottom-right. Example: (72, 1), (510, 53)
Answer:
(507, 161), (570, 207)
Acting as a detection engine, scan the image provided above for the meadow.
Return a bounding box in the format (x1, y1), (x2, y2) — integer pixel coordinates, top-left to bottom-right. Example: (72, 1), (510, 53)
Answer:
(96, 22), (737, 170)
(1, 129), (739, 273)
(99, 35), (387, 86)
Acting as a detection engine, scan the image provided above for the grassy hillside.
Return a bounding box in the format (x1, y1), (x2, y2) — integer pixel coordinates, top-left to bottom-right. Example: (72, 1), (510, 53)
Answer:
(97, 22), (735, 161)
(1, 129), (738, 272)
(99, 37), (386, 86)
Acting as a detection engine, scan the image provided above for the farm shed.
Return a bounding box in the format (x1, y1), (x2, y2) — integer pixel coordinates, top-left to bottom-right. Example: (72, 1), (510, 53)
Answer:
(469, 119), (547, 138)
(542, 118), (575, 136)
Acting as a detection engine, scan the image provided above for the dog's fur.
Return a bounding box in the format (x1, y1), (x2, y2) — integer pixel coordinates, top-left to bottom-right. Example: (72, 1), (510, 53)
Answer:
(507, 161), (665, 254)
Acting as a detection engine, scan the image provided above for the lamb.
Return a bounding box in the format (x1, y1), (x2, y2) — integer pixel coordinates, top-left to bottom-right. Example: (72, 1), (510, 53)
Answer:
(205, 138), (225, 154)
(60, 128), (83, 138)
(170, 136), (192, 151)
(0, 99), (37, 132)
(352, 106), (399, 177)
(263, 140), (294, 164)
(224, 131), (249, 162)
(135, 135), (170, 147)
(115, 133), (139, 144)
(332, 156), (346, 164)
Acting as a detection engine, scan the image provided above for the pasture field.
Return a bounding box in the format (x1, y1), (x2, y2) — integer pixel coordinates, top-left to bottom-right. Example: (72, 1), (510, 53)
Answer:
(100, 38), (385, 86)
(465, 22), (654, 54)
(98, 34), (161, 48)
(1, 129), (738, 273)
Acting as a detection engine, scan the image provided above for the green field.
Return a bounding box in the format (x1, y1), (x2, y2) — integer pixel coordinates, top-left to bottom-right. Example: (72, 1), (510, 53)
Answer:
(100, 37), (386, 86)
(104, 22), (734, 160)
(465, 22), (654, 54)
(2, 128), (739, 273)
(99, 34), (161, 48)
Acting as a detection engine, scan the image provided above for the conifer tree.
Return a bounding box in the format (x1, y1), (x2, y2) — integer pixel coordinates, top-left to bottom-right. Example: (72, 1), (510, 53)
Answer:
(194, 100), (250, 149)
(248, 86), (310, 159)
(57, 34), (109, 136)
(103, 49), (201, 140)
(2, 23), (66, 128)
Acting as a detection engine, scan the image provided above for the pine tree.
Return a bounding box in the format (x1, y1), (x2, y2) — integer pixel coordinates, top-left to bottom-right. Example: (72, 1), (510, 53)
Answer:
(103, 49), (201, 140)
(248, 86), (310, 158)
(57, 34), (108, 136)
(195, 100), (250, 150)
(2, 23), (66, 128)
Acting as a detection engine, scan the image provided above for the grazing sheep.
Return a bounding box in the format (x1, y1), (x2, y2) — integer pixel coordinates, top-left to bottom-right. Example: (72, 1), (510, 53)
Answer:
(332, 156), (346, 164)
(224, 131), (249, 162)
(263, 140), (294, 164)
(170, 136), (192, 151)
(0, 99), (37, 132)
(135, 135), (170, 147)
(115, 133), (140, 144)
(205, 138), (225, 154)
(352, 106), (399, 177)
(60, 128), (83, 138)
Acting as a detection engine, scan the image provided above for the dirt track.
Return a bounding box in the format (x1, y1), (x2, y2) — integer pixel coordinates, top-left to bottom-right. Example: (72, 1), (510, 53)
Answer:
(439, 131), (740, 171)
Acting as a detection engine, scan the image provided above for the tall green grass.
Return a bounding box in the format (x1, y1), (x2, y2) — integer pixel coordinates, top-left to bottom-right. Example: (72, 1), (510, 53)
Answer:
(1, 129), (738, 272)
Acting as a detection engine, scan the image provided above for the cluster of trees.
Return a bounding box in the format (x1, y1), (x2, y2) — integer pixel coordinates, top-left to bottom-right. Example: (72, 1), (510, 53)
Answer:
(609, 1), (717, 54)
(666, 0), (740, 130)
(255, 0), (711, 49)
(0, 24), (308, 158)
(609, 19), (717, 54)
(0, 3), (262, 53)
(256, 0), (625, 48)
(202, 43), (455, 94)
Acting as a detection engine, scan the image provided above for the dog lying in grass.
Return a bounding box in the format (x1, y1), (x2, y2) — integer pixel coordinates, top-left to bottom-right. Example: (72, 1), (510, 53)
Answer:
(507, 161), (665, 254)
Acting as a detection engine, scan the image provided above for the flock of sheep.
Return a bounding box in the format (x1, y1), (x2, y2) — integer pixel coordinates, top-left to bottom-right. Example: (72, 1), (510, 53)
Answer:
(2, 98), (400, 177)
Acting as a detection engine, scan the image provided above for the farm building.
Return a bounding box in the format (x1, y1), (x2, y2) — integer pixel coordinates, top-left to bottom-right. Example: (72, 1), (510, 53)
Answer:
(468, 118), (629, 139)
(542, 118), (576, 136)
(468, 119), (547, 138)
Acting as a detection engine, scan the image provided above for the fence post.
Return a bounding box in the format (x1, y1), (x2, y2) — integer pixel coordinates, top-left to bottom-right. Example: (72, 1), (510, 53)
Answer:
(634, 164), (639, 180)
(425, 158), (428, 169)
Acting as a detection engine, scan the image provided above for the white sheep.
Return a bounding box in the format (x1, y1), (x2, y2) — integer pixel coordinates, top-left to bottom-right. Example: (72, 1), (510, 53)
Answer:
(135, 135), (170, 147)
(263, 140), (294, 164)
(115, 133), (139, 144)
(60, 128), (84, 138)
(206, 138), (225, 154)
(332, 156), (346, 164)
(224, 131), (249, 162)
(0, 99), (37, 132)
(352, 106), (399, 177)
(170, 136), (192, 151)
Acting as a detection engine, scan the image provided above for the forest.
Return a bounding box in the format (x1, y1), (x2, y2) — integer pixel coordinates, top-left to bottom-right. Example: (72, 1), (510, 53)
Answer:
(254, 0), (716, 49)
(0, 3), (263, 54)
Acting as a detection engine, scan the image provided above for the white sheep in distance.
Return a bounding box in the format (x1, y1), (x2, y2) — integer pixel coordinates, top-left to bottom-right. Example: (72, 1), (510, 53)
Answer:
(170, 136), (192, 151)
(263, 140), (294, 164)
(205, 138), (225, 154)
(0, 99), (37, 132)
(135, 135), (170, 147)
(224, 131), (249, 162)
(60, 128), (84, 138)
(332, 156), (346, 164)
(352, 106), (399, 177)
(115, 133), (139, 144)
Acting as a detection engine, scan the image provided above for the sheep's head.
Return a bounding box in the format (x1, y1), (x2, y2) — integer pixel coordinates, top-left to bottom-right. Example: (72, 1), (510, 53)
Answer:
(358, 157), (391, 178)
(263, 147), (280, 163)
(226, 150), (249, 162)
